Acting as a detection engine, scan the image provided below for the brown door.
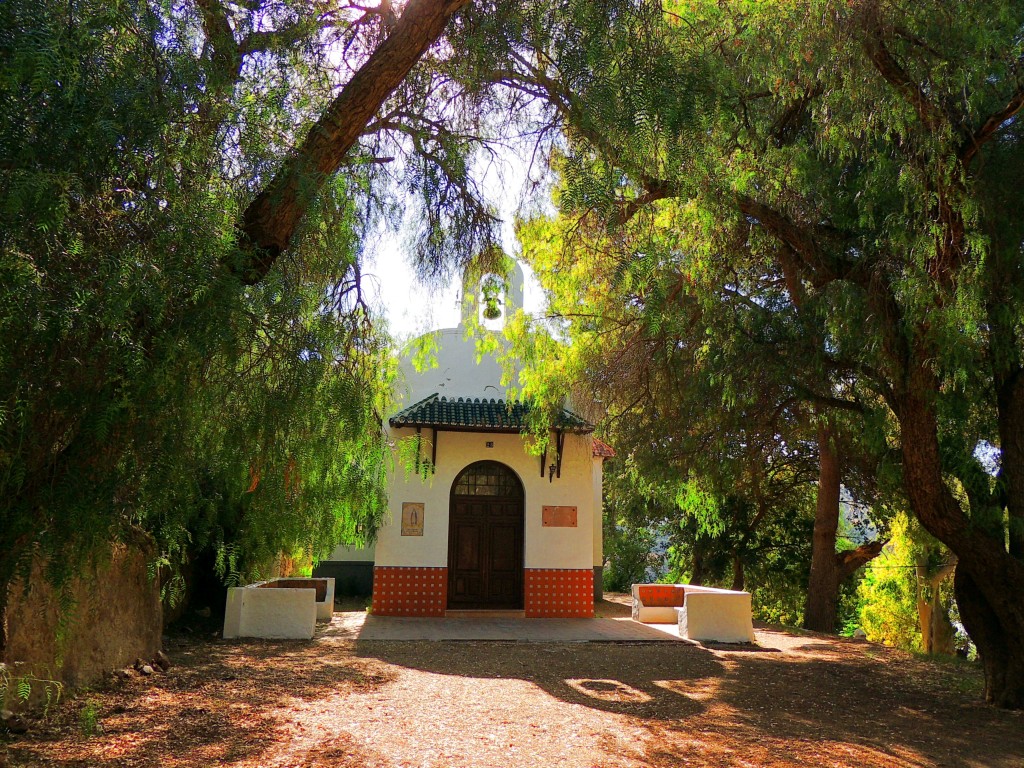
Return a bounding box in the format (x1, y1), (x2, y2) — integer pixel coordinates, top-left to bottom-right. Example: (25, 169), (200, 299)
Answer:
(448, 462), (524, 609)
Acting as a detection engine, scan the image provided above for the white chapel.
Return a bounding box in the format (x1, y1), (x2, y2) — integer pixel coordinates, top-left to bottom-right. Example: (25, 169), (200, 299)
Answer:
(316, 263), (612, 617)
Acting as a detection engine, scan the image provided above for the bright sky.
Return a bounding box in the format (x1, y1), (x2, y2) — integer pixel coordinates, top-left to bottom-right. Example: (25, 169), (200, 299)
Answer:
(359, 149), (548, 340)
(361, 232), (546, 340)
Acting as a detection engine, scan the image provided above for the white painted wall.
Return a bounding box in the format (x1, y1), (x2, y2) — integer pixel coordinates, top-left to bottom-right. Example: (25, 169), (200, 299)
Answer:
(679, 590), (756, 644)
(397, 327), (513, 406)
(592, 457), (604, 568)
(377, 427), (595, 571)
(223, 586), (316, 640)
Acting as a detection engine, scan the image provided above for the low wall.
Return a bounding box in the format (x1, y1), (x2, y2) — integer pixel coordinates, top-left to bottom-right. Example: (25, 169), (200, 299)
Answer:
(3, 539), (162, 708)
(256, 577), (334, 621)
(223, 577), (334, 639)
(678, 590), (755, 644)
(631, 583), (755, 643)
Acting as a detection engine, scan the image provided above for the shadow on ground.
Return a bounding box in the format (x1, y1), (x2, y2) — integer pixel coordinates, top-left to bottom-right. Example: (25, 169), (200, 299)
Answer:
(355, 640), (723, 720)
(351, 620), (1024, 768)
(4, 635), (397, 768)
(7, 606), (1024, 768)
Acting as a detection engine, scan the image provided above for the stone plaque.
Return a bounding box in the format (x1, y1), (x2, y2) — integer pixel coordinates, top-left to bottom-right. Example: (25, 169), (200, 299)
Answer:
(542, 505), (577, 527)
(401, 502), (424, 536)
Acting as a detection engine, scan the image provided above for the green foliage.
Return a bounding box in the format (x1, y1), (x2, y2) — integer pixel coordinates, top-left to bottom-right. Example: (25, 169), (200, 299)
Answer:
(0, 0), (398, 602)
(602, 519), (658, 594)
(0, 665), (63, 715)
(858, 512), (957, 652)
(858, 515), (925, 651)
(79, 700), (99, 737)
(451, 2), (1024, 661)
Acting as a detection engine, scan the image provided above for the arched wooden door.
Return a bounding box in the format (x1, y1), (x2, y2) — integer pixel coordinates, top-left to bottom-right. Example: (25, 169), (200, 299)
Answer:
(447, 461), (524, 609)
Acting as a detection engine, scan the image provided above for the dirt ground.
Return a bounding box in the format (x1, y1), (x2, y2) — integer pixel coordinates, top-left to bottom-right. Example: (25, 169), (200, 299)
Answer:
(3, 595), (1023, 768)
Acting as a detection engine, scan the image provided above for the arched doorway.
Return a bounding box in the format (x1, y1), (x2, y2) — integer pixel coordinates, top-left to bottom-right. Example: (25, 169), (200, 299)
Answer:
(447, 461), (524, 609)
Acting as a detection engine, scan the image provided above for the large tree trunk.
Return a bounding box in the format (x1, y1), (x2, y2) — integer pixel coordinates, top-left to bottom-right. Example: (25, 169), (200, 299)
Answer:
(996, 369), (1024, 559)
(955, 565), (1024, 706)
(898, 360), (1024, 707)
(0, 576), (8, 656)
(236, 0), (470, 285)
(804, 421), (842, 632)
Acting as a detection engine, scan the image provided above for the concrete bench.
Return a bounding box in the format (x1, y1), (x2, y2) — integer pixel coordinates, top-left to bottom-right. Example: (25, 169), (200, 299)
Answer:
(223, 577), (335, 640)
(631, 583), (755, 644)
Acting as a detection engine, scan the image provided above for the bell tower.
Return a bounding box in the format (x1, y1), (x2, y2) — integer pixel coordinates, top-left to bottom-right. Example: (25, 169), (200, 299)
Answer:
(458, 261), (525, 328)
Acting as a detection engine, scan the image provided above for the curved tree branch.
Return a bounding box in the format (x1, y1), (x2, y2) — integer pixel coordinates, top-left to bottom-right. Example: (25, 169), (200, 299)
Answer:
(235, 0), (470, 285)
(837, 538), (887, 581)
(960, 85), (1024, 166)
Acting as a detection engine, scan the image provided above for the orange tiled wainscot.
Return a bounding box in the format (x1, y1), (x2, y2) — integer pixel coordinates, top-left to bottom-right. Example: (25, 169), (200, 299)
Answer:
(371, 566), (447, 616)
(524, 568), (594, 618)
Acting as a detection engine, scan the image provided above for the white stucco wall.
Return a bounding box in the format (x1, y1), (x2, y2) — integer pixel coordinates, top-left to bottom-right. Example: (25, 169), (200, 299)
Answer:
(393, 264), (525, 410)
(377, 427), (595, 571)
(397, 327), (514, 407)
(223, 586), (316, 640)
(592, 457), (604, 568)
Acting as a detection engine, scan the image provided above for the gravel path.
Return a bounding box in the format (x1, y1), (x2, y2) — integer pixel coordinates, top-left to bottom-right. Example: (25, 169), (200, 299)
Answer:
(4, 597), (1023, 768)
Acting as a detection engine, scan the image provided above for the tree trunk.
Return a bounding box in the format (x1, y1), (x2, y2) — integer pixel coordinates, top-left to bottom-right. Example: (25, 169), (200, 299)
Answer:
(690, 551), (705, 586)
(236, 0), (470, 285)
(955, 565), (1024, 706)
(731, 551), (745, 592)
(897, 360), (1024, 706)
(0, 576), (7, 656)
(930, 595), (956, 656)
(917, 598), (933, 654)
(916, 560), (957, 656)
(804, 421), (842, 632)
(836, 539), (885, 581)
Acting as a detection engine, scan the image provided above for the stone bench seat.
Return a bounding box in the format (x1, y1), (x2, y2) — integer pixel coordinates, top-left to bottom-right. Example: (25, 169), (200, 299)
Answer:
(631, 583), (755, 644)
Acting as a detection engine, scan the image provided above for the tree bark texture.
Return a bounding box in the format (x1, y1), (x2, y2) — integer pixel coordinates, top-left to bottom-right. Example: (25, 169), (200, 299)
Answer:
(836, 540), (885, 582)
(955, 565), (1024, 707)
(803, 421), (842, 633)
(731, 552), (745, 592)
(897, 359), (1024, 707)
(236, 0), (470, 285)
(690, 551), (705, 586)
(917, 561), (957, 655)
(0, 578), (7, 656)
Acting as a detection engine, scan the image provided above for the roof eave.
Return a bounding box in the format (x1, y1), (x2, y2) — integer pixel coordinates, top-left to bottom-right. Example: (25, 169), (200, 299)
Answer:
(388, 421), (593, 435)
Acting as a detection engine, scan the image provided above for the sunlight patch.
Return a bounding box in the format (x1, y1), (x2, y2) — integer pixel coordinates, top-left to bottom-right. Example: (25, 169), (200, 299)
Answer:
(564, 678), (651, 704)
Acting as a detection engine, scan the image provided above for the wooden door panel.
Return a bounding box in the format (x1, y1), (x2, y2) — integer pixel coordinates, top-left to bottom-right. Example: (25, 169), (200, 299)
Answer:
(453, 523), (481, 570)
(489, 524), (517, 572)
(448, 495), (523, 609)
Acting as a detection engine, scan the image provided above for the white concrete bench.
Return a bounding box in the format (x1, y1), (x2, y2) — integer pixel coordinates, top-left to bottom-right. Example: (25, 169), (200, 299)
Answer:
(631, 583), (755, 643)
(223, 577), (335, 640)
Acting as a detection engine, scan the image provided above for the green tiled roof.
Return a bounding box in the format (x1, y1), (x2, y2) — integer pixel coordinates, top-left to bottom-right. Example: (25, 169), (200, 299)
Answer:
(389, 393), (593, 433)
